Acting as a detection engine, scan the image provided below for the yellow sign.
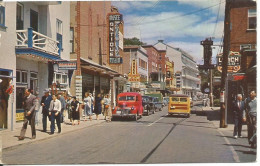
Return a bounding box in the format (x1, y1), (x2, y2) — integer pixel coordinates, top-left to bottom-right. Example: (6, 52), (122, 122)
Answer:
(16, 113), (24, 121)
(131, 59), (137, 75)
(128, 74), (140, 82)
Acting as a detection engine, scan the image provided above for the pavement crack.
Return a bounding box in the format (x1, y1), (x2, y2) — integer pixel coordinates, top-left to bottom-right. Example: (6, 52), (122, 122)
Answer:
(140, 118), (186, 163)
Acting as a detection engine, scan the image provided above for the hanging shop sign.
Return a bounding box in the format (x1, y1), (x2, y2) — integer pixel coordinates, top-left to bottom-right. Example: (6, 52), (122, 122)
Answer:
(108, 13), (123, 64)
(217, 51), (241, 73)
(128, 59), (140, 82)
(58, 61), (77, 70)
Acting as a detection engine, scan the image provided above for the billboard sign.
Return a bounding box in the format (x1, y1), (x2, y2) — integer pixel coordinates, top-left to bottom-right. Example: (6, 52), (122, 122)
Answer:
(108, 13), (123, 64)
(217, 51), (241, 73)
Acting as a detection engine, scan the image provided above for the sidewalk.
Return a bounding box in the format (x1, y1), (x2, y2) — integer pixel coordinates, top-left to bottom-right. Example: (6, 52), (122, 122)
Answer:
(1, 114), (107, 150)
(198, 106), (248, 138)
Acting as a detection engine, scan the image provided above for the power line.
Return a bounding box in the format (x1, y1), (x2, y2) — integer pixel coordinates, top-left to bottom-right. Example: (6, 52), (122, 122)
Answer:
(126, 0), (226, 27)
(213, 0), (221, 37)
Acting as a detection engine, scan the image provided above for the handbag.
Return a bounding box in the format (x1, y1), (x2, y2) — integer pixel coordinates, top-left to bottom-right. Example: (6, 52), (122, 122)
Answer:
(105, 105), (109, 109)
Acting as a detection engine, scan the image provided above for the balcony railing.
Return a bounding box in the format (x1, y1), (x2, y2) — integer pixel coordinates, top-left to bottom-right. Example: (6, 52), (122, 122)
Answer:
(16, 28), (61, 56)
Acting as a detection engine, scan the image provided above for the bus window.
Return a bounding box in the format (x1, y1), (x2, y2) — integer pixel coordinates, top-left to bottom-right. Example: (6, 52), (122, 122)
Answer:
(180, 98), (187, 102)
(171, 97), (179, 102)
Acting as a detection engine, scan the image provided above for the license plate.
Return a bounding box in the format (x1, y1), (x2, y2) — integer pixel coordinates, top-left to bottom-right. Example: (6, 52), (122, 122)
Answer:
(116, 110), (121, 114)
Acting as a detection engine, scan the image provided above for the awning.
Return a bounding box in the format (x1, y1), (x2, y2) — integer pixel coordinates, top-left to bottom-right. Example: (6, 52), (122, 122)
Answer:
(79, 57), (119, 77)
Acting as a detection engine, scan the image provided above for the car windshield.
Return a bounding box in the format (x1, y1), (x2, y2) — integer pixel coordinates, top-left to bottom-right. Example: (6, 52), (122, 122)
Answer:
(142, 96), (149, 102)
(119, 96), (135, 101)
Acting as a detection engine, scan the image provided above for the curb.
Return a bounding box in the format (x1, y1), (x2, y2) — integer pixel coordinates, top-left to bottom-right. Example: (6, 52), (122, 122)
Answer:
(3, 120), (106, 151)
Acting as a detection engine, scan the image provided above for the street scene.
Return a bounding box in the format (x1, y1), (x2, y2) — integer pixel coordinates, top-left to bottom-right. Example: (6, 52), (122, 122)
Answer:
(0, 0), (257, 165)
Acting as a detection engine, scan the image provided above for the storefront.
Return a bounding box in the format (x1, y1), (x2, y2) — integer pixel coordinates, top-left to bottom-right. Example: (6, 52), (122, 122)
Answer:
(0, 69), (15, 129)
(80, 58), (117, 100)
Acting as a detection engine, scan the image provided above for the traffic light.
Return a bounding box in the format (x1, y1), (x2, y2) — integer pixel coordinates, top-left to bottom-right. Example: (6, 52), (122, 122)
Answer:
(199, 38), (214, 70)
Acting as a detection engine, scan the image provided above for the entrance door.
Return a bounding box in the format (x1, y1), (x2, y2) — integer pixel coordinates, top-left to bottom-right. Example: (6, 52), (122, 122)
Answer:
(16, 87), (26, 122)
(30, 9), (38, 31)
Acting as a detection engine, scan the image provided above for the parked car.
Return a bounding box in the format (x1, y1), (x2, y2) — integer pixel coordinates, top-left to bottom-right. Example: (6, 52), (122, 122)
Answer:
(142, 95), (155, 116)
(152, 97), (163, 112)
(163, 97), (169, 107)
(112, 92), (143, 121)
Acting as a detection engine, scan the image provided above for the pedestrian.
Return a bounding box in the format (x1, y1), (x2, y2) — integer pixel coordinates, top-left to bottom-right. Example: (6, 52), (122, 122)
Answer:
(58, 93), (66, 123)
(34, 95), (40, 126)
(83, 92), (93, 121)
(89, 93), (94, 115)
(41, 89), (52, 132)
(103, 94), (111, 122)
(66, 95), (73, 124)
(71, 96), (80, 125)
(245, 90), (257, 146)
(233, 94), (246, 139)
(94, 93), (103, 120)
(18, 89), (37, 140)
(49, 94), (62, 134)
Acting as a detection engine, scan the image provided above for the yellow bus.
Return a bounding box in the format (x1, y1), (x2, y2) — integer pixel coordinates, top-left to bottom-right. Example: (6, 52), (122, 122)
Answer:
(168, 94), (191, 117)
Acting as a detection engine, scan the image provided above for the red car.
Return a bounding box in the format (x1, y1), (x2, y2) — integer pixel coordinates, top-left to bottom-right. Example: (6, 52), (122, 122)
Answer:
(112, 92), (143, 121)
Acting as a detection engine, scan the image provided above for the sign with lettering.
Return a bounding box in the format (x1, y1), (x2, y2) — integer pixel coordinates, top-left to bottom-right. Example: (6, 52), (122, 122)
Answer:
(58, 61), (77, 70)
(109, 57), (122, 64)
(108, 13), (123, 64)
(217, 51), (241, 73)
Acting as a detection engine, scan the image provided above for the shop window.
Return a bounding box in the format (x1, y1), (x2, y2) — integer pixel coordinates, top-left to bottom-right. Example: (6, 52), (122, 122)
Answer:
(0, 5), (5, 28)
(21, 71), (27, 83)
(16, 71), (21, 83)
(240, 44), (251, 51)
(62, 75), (67, 84)
(248, 9), (256, 30)
(30, 72), (37, 79)
(56, 73), (61, 84)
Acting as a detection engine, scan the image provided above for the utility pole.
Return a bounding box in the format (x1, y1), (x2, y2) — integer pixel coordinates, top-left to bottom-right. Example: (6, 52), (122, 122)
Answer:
(220, 0), (231, 128)
(99, 38), (102, 66)
(210, 69), (213, 107)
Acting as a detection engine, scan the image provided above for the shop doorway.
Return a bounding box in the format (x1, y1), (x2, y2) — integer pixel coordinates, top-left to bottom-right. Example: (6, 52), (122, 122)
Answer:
(0, 77), (10, 129)
(16, 87), (26, 122)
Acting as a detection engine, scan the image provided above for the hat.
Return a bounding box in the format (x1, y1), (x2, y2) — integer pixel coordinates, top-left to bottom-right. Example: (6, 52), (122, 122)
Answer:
(44, 89), (50, 93)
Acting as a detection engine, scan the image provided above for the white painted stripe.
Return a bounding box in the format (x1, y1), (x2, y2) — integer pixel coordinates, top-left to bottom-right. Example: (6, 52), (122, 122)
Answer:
(147, 117), (164, 127)
(217, 129), (240, 162)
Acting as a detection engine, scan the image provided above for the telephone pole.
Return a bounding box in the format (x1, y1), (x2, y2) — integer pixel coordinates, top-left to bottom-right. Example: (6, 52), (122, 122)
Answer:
(220, 0), (231, 128)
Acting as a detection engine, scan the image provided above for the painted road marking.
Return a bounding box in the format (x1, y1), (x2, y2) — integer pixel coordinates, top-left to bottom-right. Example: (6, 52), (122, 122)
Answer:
(217, 129), (240, 162)
(147, 117), (165, 126)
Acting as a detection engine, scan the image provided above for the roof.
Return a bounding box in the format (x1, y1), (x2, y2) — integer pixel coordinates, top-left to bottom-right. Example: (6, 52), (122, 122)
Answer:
(118, 92), (141, 96)
(169, 94), (189, 97)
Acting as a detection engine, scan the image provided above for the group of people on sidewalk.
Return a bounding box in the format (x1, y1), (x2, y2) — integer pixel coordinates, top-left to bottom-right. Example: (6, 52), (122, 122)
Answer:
(232, 90), (257, 147)
(18, 88), (112, 141)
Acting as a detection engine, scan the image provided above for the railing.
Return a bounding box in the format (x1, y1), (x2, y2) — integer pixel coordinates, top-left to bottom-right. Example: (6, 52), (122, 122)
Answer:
(16, 28), (61, 56)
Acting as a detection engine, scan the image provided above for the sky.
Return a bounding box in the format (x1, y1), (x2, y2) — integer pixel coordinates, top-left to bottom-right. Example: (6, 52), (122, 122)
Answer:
(112, 0), (226, 64)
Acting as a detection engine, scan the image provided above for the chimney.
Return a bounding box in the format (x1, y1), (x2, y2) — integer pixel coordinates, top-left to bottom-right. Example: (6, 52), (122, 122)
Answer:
(158, 40), (164, 43)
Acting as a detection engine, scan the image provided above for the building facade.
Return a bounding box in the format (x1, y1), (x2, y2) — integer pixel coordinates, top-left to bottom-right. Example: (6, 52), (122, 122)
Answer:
(154, 40), (200, 96)
(123, 45), (148, 93)
(70, 2), (126, 104)
(0, 1), (70, 130)
(225, 0), (256, 119)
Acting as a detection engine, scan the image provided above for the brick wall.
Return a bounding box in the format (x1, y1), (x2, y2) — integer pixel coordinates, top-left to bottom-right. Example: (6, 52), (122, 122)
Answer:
(230, 6), (256, 52)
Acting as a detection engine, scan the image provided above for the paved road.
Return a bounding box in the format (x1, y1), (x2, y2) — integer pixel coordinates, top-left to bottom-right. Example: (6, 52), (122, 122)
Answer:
(2, 105), (256, 164)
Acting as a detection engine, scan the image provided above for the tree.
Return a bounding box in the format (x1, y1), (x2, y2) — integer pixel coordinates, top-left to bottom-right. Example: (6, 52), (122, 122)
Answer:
(124, 37), (146, 46)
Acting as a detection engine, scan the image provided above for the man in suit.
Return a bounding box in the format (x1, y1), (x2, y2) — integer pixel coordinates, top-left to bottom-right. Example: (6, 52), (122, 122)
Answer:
(49, 94), (61, 134)
(58, 93), (66, 123)
(18, 89), (37, 140)
(233, 94), (246, 139)
(41, 89), (52, 132)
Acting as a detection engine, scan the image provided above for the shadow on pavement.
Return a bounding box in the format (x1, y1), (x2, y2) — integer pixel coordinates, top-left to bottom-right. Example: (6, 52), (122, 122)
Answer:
(235, 150), (256, 155)
(223, 143), (252, 149)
